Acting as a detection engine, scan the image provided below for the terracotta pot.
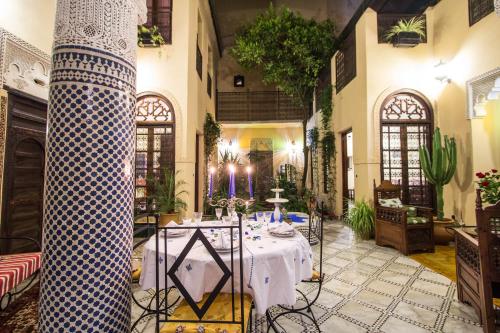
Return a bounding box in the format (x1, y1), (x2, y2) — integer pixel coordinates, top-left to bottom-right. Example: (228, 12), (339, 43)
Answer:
(433, 218), (455, 245)
(159, 213), (178, 226)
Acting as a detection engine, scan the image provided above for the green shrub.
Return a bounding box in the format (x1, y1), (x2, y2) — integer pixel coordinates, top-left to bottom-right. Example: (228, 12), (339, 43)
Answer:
(345, 200), (374, 240)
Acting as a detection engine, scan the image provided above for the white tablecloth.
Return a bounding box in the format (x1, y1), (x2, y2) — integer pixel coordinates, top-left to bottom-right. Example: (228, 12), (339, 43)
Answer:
(139, 221), (313, 314)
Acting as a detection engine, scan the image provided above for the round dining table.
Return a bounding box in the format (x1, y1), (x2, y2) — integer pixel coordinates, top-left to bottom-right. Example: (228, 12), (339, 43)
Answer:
(139, 219), (313, 314)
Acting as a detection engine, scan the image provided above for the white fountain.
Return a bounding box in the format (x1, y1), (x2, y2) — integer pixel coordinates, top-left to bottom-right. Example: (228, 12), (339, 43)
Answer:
(266, 186), (289, 222)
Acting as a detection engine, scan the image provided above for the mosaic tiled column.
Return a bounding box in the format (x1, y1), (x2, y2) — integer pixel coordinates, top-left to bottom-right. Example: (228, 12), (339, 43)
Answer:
(38, 1), (146, 332)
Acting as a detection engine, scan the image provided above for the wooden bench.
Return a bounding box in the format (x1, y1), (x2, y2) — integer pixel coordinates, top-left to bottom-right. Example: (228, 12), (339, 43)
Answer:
(0, 237), (41, 310)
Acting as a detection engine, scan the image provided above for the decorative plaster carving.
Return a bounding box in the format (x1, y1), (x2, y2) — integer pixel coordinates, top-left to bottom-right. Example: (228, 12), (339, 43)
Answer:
(495, 0), (500, 16)
(466, 67), (500, 118)
(0, 28), (51, 100)
(251, 138), (273, 151)
(54, 0), (145, 64)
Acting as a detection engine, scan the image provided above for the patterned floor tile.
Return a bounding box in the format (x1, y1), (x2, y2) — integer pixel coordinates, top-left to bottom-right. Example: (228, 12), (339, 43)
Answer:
(380, 317), (431, 333)
(338, 301), (383, 326)
(393, 301), (439, 327)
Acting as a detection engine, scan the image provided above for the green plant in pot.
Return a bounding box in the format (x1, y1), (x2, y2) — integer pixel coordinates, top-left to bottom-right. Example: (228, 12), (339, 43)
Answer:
(385, 16), (426, 48)
(151, 168), (188, 226)
(419, 127), (457, 244)
(345, 200), (374, 240)
(138, 25), (166, 47)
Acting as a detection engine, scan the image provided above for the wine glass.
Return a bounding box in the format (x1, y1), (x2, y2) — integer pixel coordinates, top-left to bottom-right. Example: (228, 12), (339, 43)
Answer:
(256, 211), (264, 224)
(227, 207), (235, 220)
(193, 212), (202, 224)
(215, 208), (223, 221)
(264, 211), (273, 224)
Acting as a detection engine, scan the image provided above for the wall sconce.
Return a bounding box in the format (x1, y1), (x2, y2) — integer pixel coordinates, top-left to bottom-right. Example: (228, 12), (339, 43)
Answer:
(487, 77), (500, 100)
(474, 94), (487, 117)
(434, 60), (450, 83)
(434, 60), (451, 83)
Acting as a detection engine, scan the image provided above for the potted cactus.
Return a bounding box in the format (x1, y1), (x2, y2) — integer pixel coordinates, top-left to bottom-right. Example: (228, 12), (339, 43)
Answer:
(419, 128), (457, 244)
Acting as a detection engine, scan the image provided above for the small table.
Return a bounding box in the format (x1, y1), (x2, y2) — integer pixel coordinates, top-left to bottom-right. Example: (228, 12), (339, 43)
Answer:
(139, 221), (313, 314)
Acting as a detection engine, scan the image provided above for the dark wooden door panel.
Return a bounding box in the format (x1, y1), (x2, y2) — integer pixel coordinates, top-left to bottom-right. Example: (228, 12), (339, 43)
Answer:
(1, 92), (46, 254)
(250, 151), (273, 202)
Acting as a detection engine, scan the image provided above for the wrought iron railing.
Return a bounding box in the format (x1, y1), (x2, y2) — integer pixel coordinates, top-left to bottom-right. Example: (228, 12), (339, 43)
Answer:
(216, 91), (305, 122)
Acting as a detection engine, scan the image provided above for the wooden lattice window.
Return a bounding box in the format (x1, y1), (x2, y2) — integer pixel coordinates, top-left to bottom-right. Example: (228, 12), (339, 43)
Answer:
(135, 94), (175, 213)
(380, 91), (434, 207)
(146, 0), (173, 44)
(196, 40), (203, 80)
(469, 0), (494, 25)
(207, 73), (212, 98)
(335, 29), (356, 93)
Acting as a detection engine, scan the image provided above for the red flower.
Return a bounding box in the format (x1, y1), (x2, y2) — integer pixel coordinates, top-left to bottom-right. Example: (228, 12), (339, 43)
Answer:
(476, 172), (486, 178)
(481, 181), (490, 187)
(485, 172), (491, 176)
(492, 169), (498, 173)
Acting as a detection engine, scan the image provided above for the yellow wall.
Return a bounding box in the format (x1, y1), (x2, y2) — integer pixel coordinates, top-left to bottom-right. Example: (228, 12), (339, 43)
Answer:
(331, 0), (500, 224)
(219, 124), (303, 175)
(136, 0), (219, 214)
(0, 0), (56, 54)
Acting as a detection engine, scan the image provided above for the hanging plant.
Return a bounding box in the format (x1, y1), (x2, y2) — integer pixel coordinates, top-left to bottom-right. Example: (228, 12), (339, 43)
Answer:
(203, 113), (221, 165)
(319, 85), (333, 131)
(384, 16), (426, 48)
(321, 130), (336, 192)
(308, 127), (319, 150)
(138, 25), (166, 47)
(318, 84), (337, 213)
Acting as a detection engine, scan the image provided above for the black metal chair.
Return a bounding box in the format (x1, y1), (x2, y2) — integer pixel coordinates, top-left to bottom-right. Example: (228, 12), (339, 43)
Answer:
(155, 213), (253, 333)
(131, 213), (180, 331)
(266, 202), (325, 332)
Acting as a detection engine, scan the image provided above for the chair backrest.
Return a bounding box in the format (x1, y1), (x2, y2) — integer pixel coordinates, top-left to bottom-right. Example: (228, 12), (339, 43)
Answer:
(476, 190), (500, 283)
(308, 202), (325, 279)
(373, 180), (402, 206)
(155, 214), (246, 332)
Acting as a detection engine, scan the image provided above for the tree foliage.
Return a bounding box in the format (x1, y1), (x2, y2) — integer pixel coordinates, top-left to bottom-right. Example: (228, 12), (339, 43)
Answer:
(231, 5), (336, 108)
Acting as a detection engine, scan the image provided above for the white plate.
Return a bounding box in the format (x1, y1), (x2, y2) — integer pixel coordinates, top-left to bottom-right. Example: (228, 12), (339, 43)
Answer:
(214, 246), (239, 253)
(269, 230), (296, 238)
(160, 229), (186, 238)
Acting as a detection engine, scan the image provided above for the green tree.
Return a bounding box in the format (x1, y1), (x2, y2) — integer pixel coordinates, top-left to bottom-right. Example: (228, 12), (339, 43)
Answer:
(231, 5), (336, 190)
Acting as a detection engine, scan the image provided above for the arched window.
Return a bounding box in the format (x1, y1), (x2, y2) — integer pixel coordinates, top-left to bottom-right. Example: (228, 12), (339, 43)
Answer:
(135, 94), (175, 212)
(380, 91), (433, 207)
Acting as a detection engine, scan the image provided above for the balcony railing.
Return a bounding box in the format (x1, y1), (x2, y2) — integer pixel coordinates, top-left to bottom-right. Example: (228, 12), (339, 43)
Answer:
(216, 91), (305, 122)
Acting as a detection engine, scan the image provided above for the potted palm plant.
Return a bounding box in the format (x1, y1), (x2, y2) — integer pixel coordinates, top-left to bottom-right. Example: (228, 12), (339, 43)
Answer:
(151, 168), (188, 226)
(419, 128), (457, 244)
(138, 25), (166, 47)
(345, 200), (375, 240)
(385, 16), (426, 48)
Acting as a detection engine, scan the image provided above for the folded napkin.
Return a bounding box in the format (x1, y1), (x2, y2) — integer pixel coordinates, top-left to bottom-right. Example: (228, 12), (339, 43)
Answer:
(268, 223), (294, 234)
(166, 221), (180, 228)
(213, 232), (233, 249)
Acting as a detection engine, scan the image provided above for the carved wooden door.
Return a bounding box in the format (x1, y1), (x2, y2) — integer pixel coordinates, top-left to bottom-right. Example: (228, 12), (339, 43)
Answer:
(380, 91), (434, 207)
(250, 151), (274, 202)
(134, 94), (175, 213)
(1, 92), (47, 254)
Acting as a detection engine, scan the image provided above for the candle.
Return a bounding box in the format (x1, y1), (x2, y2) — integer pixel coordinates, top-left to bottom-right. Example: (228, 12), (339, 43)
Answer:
(246, 166), (253, 199)
(208, 167), (215, 198)
(228, 164), (236, 198)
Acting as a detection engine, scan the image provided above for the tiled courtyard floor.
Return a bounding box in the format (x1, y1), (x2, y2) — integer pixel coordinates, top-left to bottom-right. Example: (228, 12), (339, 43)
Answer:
(132, 222), (482, 332)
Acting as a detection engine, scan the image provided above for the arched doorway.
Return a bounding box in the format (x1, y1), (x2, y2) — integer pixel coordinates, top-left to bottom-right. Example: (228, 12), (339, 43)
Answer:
(135, 94), (175, 213)
(380, 90), (434, 207)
